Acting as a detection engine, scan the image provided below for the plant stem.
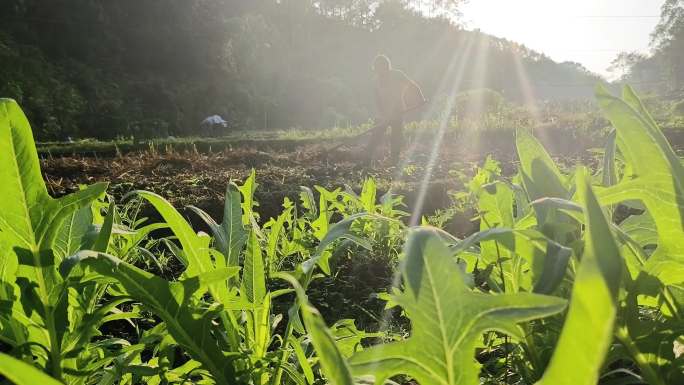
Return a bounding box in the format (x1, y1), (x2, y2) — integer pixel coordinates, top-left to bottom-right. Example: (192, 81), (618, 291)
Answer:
(615, 326), (664, 385)
(272, 269), (315, 385)
(271, 321), (295, 385)
(46, 308), (63, 380)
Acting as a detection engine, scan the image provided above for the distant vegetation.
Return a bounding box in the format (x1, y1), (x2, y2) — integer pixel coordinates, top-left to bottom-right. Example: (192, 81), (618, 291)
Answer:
(612, 0), (684, 96)
(0, 0), (606, 141)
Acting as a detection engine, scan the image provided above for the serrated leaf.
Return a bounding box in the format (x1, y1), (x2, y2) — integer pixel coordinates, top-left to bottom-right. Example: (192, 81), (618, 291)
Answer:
(61, 251), (239, 384)
(238, 169), (258, 225)
(0, 98), (107, 379)
(0, 99), (107, 258)
(349, 227), (566, 385)
(188, 182), (247, 269)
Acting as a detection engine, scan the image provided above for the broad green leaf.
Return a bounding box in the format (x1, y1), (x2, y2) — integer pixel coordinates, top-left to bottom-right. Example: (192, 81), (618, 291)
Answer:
(242, 230), (266, 304)
(516, 129), (568, 202)
(619, 212), (658, 249)
(0, 99), (107, 258)
(135, 191), (213, 278)
(537, 170), (622, 385)
(0, 231), (26, 350)
(311, 186), (332, 240)
(468, 155), (501, 194)
(595, 85), (684, 285)
(475, 181), (515, 287)
(60, 296), (131, 358)
(0, 230), (18, 301)
(602, 128), (619, 219)
(530, 197), (655, 282)
(0, 352), (64, 385)
(61, 251), (239, 384)
(349, 227), (566, 385)
(92, 201), (115, 253)
(188, 182), (247, 268)
(289, 335), (315, 385)
(478, 182), (515, 230)
(515, 140), (575, 243)
(54, 206), (94, 260)
(330, 319), (381, 358)
(300, 186), (318, 219)
(515, 129), (577, 295)
(0, 98), (107, 379)
(301, 301), (354, 385)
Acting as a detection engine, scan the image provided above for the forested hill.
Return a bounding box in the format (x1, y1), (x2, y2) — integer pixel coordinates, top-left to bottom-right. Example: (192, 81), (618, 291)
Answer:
(0, 0), (602, 140)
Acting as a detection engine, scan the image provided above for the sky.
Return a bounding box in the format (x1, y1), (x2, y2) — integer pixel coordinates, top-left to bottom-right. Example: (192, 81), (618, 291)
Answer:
(460, 0), (665, 79)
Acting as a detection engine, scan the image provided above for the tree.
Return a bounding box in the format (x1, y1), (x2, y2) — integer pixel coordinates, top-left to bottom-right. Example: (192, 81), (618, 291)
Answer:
(651, 0), (684, 90)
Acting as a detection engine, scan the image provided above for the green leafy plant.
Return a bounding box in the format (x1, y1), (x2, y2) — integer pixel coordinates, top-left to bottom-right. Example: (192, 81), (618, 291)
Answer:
(349, 227), (567, 385)
(0, 98), (114, 383)
(2, 83), (684, 385)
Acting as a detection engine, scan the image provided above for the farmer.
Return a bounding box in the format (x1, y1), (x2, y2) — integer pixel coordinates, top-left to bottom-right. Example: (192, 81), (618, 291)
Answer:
(367, 54), (425, 164)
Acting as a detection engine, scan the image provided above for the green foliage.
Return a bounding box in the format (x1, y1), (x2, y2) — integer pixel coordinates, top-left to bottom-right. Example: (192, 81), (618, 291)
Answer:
(2, 86), (684, 385)
(61, 250), (240, 384)
(349, 227), (566, 385)
(0, 352), (64, 385)
(537, 170), (622, 385)
(0, 99), (108, 381)
(280, 273), (355, 385)
(0, 0), (606, 140)
(596, 85), (684, 286)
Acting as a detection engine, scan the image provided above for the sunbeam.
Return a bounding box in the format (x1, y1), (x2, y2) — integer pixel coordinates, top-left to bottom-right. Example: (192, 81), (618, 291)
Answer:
(408, 35), (477, 226)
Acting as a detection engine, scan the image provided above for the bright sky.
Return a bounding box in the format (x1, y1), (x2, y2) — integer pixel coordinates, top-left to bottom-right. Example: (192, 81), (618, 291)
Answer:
(461, 0), (665, 79)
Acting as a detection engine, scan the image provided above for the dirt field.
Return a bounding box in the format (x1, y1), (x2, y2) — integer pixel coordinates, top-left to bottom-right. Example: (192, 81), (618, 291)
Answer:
(40, 129), (684, 236)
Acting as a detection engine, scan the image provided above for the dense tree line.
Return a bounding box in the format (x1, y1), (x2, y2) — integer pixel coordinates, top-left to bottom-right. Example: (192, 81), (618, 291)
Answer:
(612, 0), (684, 96)
(0, 0), (601, 140)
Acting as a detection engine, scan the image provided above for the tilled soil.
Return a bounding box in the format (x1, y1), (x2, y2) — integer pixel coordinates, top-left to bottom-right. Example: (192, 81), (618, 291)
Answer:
(43, 140), (474, 210)
(39, 130), (614, 234)
(37, 131), (683, 332)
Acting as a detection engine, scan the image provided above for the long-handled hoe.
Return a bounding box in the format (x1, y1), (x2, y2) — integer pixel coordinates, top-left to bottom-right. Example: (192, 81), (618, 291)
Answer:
(319, 100), (429, 156)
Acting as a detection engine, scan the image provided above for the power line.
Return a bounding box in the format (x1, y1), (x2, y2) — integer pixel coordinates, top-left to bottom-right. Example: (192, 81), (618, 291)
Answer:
(573, 15), (660, 18)
(563, 49), (649, 52)
(532, 80), (668, 88)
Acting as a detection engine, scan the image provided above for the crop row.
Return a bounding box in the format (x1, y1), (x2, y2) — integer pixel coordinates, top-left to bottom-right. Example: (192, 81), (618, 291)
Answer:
(0, 85), (683, 384)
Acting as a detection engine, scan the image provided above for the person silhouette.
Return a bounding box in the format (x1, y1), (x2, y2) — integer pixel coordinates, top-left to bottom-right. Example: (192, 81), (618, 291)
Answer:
(367, 54), (425, 164)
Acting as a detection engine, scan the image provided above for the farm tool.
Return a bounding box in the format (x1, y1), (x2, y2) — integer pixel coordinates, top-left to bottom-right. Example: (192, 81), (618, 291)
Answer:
(323, 100), (429, 154)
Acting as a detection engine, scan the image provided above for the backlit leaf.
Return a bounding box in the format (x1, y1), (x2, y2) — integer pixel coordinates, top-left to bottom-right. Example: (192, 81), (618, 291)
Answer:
(349, 227), (566, 385)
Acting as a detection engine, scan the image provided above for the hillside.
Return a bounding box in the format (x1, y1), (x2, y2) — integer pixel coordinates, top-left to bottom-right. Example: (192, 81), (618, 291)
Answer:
(0, 0), (602, 140)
